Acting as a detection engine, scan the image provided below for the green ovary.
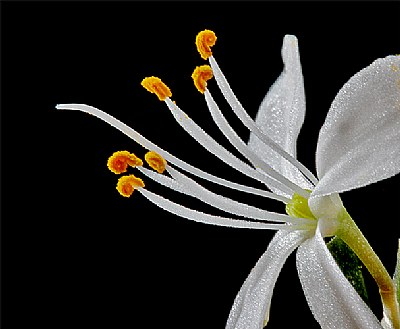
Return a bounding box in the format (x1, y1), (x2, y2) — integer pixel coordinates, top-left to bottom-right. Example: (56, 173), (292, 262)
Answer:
(285, 192), (316, 220)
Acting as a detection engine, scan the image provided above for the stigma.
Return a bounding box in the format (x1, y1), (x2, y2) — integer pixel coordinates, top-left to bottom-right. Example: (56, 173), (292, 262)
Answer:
(196, 29), (217, 60)
(192, 65), (213, 93)
(116, 174), (145, 197)
(141, 77), (172, 101)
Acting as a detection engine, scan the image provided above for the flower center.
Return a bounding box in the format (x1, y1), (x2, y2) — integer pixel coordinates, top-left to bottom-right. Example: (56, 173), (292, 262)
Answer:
(286, 193), (345, 236)
(308, 194), (346, 237)
(285, 192), (316, 220)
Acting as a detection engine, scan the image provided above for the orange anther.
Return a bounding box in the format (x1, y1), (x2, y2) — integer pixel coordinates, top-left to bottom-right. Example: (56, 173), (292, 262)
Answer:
(107, 151), (143, 174)
(192, 65), (213, 93)
(141, 77), (172, 101)
(145, 151), (167, 174)
(116, 174), (145, 197)
(195, 30), (217, 60)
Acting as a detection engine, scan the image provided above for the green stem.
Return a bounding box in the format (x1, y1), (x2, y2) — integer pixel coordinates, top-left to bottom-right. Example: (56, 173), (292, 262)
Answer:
(337, 210), (400, 329)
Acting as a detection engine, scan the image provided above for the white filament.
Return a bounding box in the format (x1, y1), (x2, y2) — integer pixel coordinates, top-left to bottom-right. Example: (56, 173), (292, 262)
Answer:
(56, 104), (288, 203)
(209, 56), (319, 186)
(138, 187), (307, 231)
(204, 89), (309, 198)
(166, 165), (308, 224)
(137, 166), (187, 194)
(164, 98), (294, 195)
(137, 165), (309, 226)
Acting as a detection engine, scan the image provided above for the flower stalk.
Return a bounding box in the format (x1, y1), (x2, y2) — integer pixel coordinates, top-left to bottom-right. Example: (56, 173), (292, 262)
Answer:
(337, 211), (400, 329)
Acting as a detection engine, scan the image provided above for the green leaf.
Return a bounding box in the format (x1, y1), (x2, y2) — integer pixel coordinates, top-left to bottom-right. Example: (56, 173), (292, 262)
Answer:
(327, 236), (369, 305)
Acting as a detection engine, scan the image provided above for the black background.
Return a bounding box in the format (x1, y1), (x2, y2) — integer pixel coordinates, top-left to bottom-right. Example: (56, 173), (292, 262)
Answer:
(2, 1), (400, 328)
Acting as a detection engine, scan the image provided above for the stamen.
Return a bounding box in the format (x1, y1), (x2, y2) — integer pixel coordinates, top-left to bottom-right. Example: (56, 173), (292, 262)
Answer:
(208, 56), (319, 187)
(163, 98), (294, 196)
(203, 89), (310, 199)
(116, 174), (145, 197)
(192, 65), (213, 93)
(138, 165), (296, 221)
(141, 77), (172, 101)
(165, 165), (309, 224)
(107, 150), (143, 174)
(195, 29), (217, 60)
(56, 104), (288, 203)
(138, 166), (188, 195)
(145, 151), (167, 174)
(139, 187), (307, 231)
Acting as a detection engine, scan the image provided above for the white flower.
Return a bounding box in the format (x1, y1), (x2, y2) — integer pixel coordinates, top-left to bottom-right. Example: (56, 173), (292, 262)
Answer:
(56, 30), (400, 329)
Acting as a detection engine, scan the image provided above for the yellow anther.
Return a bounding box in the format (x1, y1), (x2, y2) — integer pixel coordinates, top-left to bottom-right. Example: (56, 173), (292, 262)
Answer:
(141, 77), (172, 101)
(196, 29), (217, 60)
(107, 151), (143, 174)
(116, 174), (145, 197)
(192, 65), (213, 93)
(145, 151), (167, 174)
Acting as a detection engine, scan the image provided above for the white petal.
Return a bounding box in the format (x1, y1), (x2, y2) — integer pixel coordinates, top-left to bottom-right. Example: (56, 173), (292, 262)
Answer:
(248, 35), (314, 193)
(296, 226), (382, 329)
(381, 314), (393, 329)
(313, 55), (400, 197)
(226, 230), (308, 329)
(210, 54), (317, 190)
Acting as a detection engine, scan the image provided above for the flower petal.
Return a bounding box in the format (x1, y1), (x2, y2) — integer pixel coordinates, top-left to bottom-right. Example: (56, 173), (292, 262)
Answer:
(226, 230), (308, 329)
(313, 55), (400, 198)
(248, 35), (313, 193)
(296, 226), (382, 328)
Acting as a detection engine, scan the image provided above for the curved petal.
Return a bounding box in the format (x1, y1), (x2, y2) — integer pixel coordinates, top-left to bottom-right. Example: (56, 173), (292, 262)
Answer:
(248, 35), (313, 193)
(296, 226), (382, 329)
(226, 230), (309, 329)
(313, 55), (400, 198)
